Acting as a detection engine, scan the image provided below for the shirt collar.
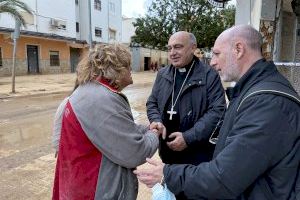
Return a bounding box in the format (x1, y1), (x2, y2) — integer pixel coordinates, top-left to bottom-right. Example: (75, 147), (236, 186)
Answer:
(95, 77), (119, 93)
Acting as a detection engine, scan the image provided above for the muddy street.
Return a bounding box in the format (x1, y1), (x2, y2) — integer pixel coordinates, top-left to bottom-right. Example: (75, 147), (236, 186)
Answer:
(0, 72), (156, 200)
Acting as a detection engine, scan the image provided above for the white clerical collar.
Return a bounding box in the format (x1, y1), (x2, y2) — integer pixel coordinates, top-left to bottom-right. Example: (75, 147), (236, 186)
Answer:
(178, 68), (186, 72)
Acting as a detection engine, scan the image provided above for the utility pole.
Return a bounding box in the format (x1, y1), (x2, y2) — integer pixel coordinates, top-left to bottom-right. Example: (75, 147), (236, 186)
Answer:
(88, 0), (93, 50)
(107, 1), (110, 42)
(11, 20), (21, 93)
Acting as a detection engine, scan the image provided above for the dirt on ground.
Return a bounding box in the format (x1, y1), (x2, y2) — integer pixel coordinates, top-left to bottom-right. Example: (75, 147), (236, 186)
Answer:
(0, 71), (158, 200)
(0, 70), (230, 199)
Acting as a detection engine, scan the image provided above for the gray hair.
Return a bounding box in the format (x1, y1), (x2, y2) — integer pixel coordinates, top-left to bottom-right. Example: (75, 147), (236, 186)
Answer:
(189, 33), (197, 45)
(230, 25), (263, 52)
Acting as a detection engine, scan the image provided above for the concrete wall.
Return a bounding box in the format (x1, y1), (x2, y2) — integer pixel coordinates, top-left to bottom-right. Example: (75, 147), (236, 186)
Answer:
(131, 47), (168, 72)
(0, 59), (27, 76)
(139, 48), (151, 71)
(260, 0), (277, 21)
(273, 2), (282, 62)
(236, 0), (299, 63)
(131, 47), (141, 71)
(161, 52), (168, 66)
(277, 65), (300, 95)
(294, 18), (300, 62)
(235, 0), (300, 94)
(151, 49), (161, 65)
(281, 11), (296, 61)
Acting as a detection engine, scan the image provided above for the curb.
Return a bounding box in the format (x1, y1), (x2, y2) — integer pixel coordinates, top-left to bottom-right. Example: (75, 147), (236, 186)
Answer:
(0, 90), (71, 100)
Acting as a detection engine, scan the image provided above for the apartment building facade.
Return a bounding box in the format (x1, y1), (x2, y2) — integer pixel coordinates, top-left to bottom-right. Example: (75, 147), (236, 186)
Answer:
(0, 0), (122, 76)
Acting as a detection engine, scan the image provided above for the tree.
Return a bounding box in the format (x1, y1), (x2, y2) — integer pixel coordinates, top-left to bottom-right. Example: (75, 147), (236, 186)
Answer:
(0, 0), (32, 93)
(0, 0), (32, 27)
(132, 0), (235, 49)
(132, 0), (172, 49)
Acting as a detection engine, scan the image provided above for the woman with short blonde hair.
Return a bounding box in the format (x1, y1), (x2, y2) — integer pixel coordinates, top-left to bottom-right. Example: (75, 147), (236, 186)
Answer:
(77, 43), (131, 90)
(53, 43), (160, 200)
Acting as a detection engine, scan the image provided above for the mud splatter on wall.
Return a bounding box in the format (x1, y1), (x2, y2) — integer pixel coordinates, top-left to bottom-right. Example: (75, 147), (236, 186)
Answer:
(260, 20), (276, 60)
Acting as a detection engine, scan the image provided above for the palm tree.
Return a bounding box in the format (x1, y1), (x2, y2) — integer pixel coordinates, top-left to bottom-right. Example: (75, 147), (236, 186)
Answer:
(0, 0), (32, 93)
(0, 0), (32, 27)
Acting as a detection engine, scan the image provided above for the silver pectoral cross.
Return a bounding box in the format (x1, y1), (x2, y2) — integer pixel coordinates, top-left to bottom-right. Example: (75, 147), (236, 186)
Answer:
(167, 107), (177, 120)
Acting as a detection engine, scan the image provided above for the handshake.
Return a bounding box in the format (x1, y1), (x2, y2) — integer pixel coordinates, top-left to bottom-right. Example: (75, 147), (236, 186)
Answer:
(149, 122), (187, 152)
(149, 122), (167, 139)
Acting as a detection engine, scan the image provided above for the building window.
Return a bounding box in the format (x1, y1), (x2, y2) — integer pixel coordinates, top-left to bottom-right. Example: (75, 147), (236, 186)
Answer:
(94, 0), (101, 10)
(109, 2), (115, 14)
(76, 22), (79, 33)
(109, 29), (116, 40)
(50, 51), (60, 66)
(75, 0), (78, 5)
(0, 47), (2, 67)
(95, 27), (102, 37)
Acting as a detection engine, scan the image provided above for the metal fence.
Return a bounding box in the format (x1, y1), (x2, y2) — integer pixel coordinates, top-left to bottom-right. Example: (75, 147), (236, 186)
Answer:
(275, 62), (300, 95)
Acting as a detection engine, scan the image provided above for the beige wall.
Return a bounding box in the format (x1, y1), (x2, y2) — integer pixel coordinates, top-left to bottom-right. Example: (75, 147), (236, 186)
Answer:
(0, 34), (84, 76)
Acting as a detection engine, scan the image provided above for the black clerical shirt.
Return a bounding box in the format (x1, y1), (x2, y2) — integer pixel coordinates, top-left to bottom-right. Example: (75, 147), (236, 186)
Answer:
(163, 62), (193, 141)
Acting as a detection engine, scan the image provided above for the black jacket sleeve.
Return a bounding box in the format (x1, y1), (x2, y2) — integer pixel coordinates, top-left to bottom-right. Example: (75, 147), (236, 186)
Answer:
(183, 69), (226, 145)
(164, 95), (297, 199)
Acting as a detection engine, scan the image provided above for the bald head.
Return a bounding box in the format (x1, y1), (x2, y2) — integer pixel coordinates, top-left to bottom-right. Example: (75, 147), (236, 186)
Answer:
(219, 25), (263, 53)
(211, 25), (264, 82)
(167, 31), (197, 67)
(169, 31), (197, 45)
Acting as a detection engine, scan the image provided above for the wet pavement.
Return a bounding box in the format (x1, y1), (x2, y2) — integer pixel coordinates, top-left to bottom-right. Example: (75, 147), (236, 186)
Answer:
(0, 71), (157, 200)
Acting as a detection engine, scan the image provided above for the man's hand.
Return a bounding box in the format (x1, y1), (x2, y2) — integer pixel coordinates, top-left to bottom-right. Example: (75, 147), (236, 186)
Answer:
(134, 158), (165, 188)
(167, 132), (187, 151)
(149, 122), (167, 139)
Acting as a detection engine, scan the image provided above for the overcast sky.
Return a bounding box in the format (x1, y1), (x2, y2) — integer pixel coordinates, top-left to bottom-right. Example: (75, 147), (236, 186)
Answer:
(122, 0), (150, 18)
(122, 0), (236, 18)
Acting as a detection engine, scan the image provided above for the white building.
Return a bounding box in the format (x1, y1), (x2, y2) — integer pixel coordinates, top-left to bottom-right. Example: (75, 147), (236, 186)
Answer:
(0, 0), (122, 76)
(122, 16), (136, 46)
(77, 0), (122, 44)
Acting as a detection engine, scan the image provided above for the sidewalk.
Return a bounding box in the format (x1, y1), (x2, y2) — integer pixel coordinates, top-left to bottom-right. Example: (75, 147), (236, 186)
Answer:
(0, 71), (155, 99)
(0, 73), (76, 99)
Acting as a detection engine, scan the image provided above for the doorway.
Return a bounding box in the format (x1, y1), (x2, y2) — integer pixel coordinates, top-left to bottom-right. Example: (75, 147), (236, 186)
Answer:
(27, 45), (39, 74)
(144, 57), (150, 71)
(70, 48), (81, 73)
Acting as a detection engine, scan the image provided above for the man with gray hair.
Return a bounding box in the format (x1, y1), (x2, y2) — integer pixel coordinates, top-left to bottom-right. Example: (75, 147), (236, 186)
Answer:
(147, 31), (226, 199)
(136, 26), (300, 199)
